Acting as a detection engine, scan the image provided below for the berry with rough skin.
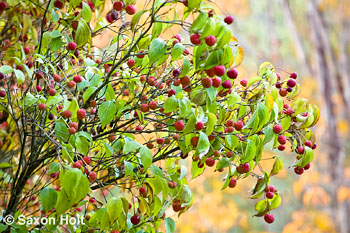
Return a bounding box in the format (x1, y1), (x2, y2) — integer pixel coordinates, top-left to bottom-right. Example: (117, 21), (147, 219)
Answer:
(240, 79), (247, 87)
(62, 110), (72, 119)
(106, 14), (114, 23)
(174, 120), (185, 131)
(157, 138), (164, 144)
(69, 127), (76, 135)
(113, 1), (124, 11)
(278, 145), (285, 151)
(205, 35), (216, 46)
(172, 69), (181, 77)
(48, 88), (57, 96)
(139, 187), (146, 195)
(23, 47), (30, 54)
(264, 214), (274, 224)
(140, 104), (149, 113)
(149, 101), (157, 110)
(212, 77), (221, 88)
(125, 5), (136, 15)
(304, 163), (311, 170)
(180, 76), (190, 86)
(224, 15), (234, 24)
(205, 157), (215, 167)
(227, 126), (234, 133)
(222, 79), (232, 89)
(214, 65), (225, 76)
(127, 59), (135, 68)
(294, 167), (304, 175)
(273, 124), (282, 134)
(67, 42), (77, 51)
(266, 192), (274, 199)
(195, 121), (204, 130)
(77, 109), (86, 120)
(201, 77), (212, 88)
(228, 178), (237, 188)
(83, 156), (91, 165)
(242, 163), (250, 173)
(130, 215), (140, 225)
(265, 185), (275, 193)
(225, 120), (233, 127)
(168, 89), (176, 97)
(290, 72), (298, 79)
(168, 181), (177, 189)
(234, 120), (243, 131)
(205, 68), (216, 77)
(227, 68), (238, 79)
(287, 78), (296, 88)
(73, 75), (82, 83)
(38, 103), (46, 110)
(190, 34), (201, 45)
(36, 85), (42, 92)
(88, 172), (97, 183)
(279, 89), (287, 97)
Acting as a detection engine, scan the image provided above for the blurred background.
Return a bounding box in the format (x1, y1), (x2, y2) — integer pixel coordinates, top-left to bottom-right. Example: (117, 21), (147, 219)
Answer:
(173, 0), (350, 233)
(96, 0), (350, 232)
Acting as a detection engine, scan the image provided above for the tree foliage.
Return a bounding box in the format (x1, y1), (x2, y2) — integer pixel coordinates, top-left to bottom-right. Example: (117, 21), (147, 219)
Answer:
(0, 0), (319, 232)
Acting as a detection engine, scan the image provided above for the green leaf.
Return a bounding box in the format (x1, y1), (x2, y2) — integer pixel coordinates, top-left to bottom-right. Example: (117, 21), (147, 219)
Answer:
(0, 65), (13, 74)
(300, 147), (314, 168)
(55, 119), (69, 142)
(131, 10), (147, 31)
(263, 126), (274, 144)
(270, 156), (283, 176)
(140, 146), (153, 170)
(179, 98), (191, 117)
(281, 116), (291, 131)
(7, 0), (20, 6)
(74, 20), (91, 47)
(206, 112), (217, 136)
(149, 38), (166, 64)
(164, 96), (178, 113)
(14, 69), (25, 85)
(270, 194), (281, 210)
(75, 135), (90, 155)
(171, 43), (185, 61)
(83, 87), (97, 102)
(216, 158), (231, 170)
(200, 17), (216, 39)
(98, 101), (117, 127)
(225, 135), (238, 150)
(40, 188), (58, 212)
(70, 0), (82, 8)
(24, 93), (37, 107)
(203, 49), (224, 70)
(255, 200), (267, 215)
(191, 160), (205, 179)
(241, 140), (256, 163)
(216, 27), (232, 48)
(165, 217), (176, 233)
(47, 95), (63, 106)
(123, 141), (141, 153)
(197, 132), (210, 154)
(180, 58), (191, 77)
(105, 84), (115, 101)
(190, 11), (207, 31)
(49, 162), (60, 174)
(81, 1), (92, 22)
(124, 161), (134, 177)
(107, 197), (123, 223)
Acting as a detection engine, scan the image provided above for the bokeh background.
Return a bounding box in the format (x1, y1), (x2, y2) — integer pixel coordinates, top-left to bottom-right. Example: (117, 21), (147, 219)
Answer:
(96, 0), (350, 232)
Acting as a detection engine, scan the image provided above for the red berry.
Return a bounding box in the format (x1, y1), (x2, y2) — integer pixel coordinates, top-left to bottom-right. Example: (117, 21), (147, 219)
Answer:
(69, 127), (76, 135)
(297, 146), (305, 154)
(140, 104), (149, 113)
(38, 103), (46, 110)
(36, 85), (42, 92)
(304, 163), (311, 170)
(89, 172), (97, 182)
(242, 163), (250, 173)
(130, 215), (140, 225)
(157, 138), (164, 144)
(0, 1), (7, 10)
(290, 72), (298, 79)
(62, 110), (72, 119)
(228, 178), (237, 188)
(190, 34), (201, 45)
(234, 121), (243, 131)
(190, 136), (199, 147)
(224, 15), (234, 24)
(53, 74), (61, 82)
(77, 108), (86, 120)
(227, 68), (238, 79)
(214, 65), (225, 77)
(227, 126), (234, 133)
(278, 135), (286, 144)
(205, 157), (215, 167)
(201, 77), (212, 88)
(149, 101), (157, 110)
(312, 143), (317, 150)
(205, 35), (216, 46)
(113, 1), (124, 11)
(54, 0), (64, 9)
(48, 88), (57, 96)
(305, 140), (312, 148)
(287, 78), (296, 88)
(23, 47), (30, 54)
(265, 185), (275, 193)
(222, 79), (232, 89)
(67, 81), (76, 88)
(212, 77), (221, 88)
(264, 214), (274, 224)
(67, 42), (77, 51)
(172, 69), (181, 77)
(174, 120), (185, 131)
(278, 145), (285, 151)
(273, 124), (282, 134)
(73, 75), (82, 83)
(240, 79), (247, 87)
(0, 72), (4, 80)
(125, 5), (136, 15)
(127, 59), (135, 68)
(195, 121), (204, 130)
(83, 156), (91, 165)
(180, 76), (191, 86)
(168, 89), (176, 97)
(279, 89), (287, 97)
(294, 167), (304, 175)
(139, 187), (146, 194)
(266, 192), (274, 199)
(136, 126), (142, 131)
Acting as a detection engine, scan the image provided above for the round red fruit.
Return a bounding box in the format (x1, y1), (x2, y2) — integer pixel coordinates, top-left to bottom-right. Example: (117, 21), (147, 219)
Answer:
(190, 34), (201, 45)
(67, 42), (77, 51)
(205, 35), (216, 46)
(227, 68), (238, 79)
(201, 77), (212, 88)
(228, 178), (237, 188)
(113, 1), (124, 11)
(273, 124), (282, 134)
(214, 65), (225, 77)
(77, 108), (86, 120)
(224, 15), (234, 24)
(174, 120), (185, 131)
(125, 5), (136, 15)
(264, 213), (274, 224)
(195, 121), (204, 130)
